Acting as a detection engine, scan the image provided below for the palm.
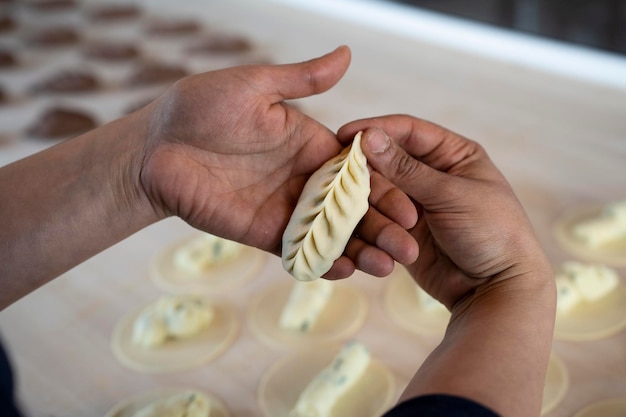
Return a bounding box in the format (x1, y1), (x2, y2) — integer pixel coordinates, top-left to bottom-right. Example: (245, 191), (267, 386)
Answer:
(141, 71), (342, 253)
(338, 117), (541, 305)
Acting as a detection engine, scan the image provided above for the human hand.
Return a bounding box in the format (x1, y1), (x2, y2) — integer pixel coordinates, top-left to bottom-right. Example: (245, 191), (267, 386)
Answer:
(135, 48), (417, 278)
(338, 115), (551, 308)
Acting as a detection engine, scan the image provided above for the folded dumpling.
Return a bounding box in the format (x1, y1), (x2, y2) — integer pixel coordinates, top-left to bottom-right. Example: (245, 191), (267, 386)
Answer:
(131, 391), (211, 417)
(282, 131), (370, 281)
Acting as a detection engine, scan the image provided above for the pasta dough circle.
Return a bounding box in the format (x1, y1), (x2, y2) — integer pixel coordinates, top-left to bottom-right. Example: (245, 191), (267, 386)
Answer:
(383, 267), (450, 337)
(248, 280), (367, 349)
(103, 387), (230, 417)
(111, 300), (239, 373)
(257, 346), (396, 417)
(572, 397), (626, 417)
(150, 235), (266, 294)
(553, 279), (626, 341)
(553, 205), (626, 267)
(282, 132), (370, 281)
(542, 353), (569, 415)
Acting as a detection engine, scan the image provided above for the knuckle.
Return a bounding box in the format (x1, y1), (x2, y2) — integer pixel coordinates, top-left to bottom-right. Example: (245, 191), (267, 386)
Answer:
(392, 152), (423, 182)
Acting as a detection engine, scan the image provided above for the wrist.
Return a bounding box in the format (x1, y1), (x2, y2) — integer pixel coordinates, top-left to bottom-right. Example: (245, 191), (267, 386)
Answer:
(0, 111), (161, 308)
(454, 252), (556, 316)
(104, 109), (164, 227)
(448, 233), (555, 314)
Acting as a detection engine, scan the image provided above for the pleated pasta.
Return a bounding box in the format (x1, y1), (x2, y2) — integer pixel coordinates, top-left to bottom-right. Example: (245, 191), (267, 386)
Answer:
(282, 131), (370, 281)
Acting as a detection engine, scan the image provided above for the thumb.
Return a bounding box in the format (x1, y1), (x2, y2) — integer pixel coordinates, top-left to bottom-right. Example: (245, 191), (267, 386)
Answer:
(360, 128), (454, 206)
(268, 45), (351, 101)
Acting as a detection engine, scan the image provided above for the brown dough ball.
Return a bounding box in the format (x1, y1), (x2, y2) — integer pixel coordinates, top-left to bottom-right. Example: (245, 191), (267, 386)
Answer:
(145, 19), (201, 36)
(127, 62), (188, 87)
(0, 49), (16, 67)
(27, 107), (97, 139)
(187, 33), (252, 54)
(0, 16), (16, 33)
(83, 42), (139, 61)
(30, 70), (99, 94)
(26, 0), (77, 11)
(88, 5), (141, 22)
(25, 27), (80, 47)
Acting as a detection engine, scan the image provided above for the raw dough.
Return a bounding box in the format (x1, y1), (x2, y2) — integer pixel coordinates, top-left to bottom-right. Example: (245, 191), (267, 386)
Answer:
(554, 204), (626, 267)
(30, 70), (100, 94)
(383, 266), (450, 337)
(279, 278), (334, 332)
(282, 132), (370, 281)
(150, 234), (265, 295)
(572, 397), (626, 417)
(289, 341), (371, 417)
(248, 279), (367, 349)
(127, 63), (188, 87)
(131, 390), (210, 417)
(172, 233), (243, 275)
(553, 267), (626, 341)
(187, 34), (252, 54)
(571, 200), (626, 248)
(83, 42), (139, 61)
(25, 27), (80, 47)
(104, 388), (230, 417)
(88, 5), (142, 22)
(131, 295), (215, 348)
(541, 353), (569, 415)
(26, 0), (76, 11)
(0, 49), (16, 67)
(26, 107), (97, 139)
(112, 299), (239, 373)
(555, 261), (620, 316)
(146, 19), (202, 36)
(258, 344), (395, 417)
(0, 17), (15, 34)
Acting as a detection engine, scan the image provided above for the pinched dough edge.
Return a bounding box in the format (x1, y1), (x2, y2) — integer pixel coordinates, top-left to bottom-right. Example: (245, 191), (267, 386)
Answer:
(282, 132), (370, 281)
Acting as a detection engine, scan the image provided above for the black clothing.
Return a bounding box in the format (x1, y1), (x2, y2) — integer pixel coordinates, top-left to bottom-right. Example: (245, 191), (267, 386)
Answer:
(0, 338), (22, 417)
(384, 394), (501, 417)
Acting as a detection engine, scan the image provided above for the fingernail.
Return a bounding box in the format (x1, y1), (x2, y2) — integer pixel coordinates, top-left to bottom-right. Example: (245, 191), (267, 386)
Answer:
(366, 129), (390, 154)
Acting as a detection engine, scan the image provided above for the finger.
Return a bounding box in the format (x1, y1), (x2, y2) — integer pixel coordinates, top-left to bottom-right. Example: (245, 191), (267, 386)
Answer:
(338, 115), (476, 172)
(369, 171), (417, 230)
(358, 127), (459, 206)
(323, 232), (400, 279)
(323, 255), (355, 280)
(264, 46), (351, 102)
(356, 206), (419, 265)
(343, 236), (396, 277)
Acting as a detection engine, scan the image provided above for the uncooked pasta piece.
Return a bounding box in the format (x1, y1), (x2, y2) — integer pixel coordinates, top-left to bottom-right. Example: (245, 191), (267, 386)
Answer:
(279, 279), (334, 332)
(173, 233), (243, 275)
(132, 295), (214, 348)
(131, 391), (211, 417)
(282, 132), (370, 281)
(554, 261), (619, 315)
(572, 200), (626, 248)
(289, 341), (370, 417)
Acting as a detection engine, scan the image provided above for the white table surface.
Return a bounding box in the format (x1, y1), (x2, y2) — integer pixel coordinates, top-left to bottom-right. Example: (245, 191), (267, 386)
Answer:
(1, 1), (625, 416)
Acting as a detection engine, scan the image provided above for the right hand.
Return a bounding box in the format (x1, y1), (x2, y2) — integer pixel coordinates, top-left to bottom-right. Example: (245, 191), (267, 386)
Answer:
(338, 115), (550, 309)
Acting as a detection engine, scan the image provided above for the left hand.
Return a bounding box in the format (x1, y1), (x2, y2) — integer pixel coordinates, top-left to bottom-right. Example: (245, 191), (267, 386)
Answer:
(136, 47), (417, 278)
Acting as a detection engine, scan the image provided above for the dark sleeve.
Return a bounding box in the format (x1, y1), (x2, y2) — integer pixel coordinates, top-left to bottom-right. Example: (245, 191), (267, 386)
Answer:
(0, 337), (23, 417)
(383, 394), (501, 417)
